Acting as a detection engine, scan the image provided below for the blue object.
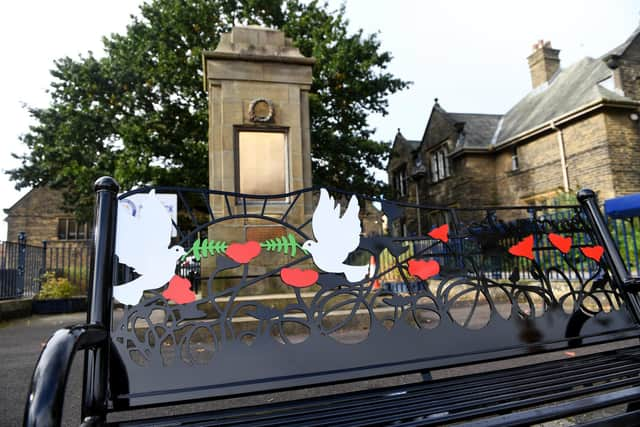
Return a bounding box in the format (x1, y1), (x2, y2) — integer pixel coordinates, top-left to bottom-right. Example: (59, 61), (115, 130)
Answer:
(605, 193), (640, 219)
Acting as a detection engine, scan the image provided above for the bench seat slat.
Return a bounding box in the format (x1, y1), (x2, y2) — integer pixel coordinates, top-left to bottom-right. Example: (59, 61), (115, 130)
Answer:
(114, 345), (640, 425)
(112, 345), (640, 426)
(245, 372), (640, 427)
(440, 387), (640, 427)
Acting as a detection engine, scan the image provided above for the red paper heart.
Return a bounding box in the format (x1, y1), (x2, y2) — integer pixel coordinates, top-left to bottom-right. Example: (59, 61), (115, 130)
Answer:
(581, 245), (604, 262)
(162, 275), (196, 304)
(428, 224), (449, 243)
(280, 267), (319, 288)
(226, 241), (261, 263)
(408, 259), (440, 280)
(548, 233), (572, 254)
(509, 235), (534, 260)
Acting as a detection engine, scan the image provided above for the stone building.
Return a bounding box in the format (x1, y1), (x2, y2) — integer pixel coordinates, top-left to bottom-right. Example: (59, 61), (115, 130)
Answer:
(389, 26), (640, 234)
(4, 187), (91, 246)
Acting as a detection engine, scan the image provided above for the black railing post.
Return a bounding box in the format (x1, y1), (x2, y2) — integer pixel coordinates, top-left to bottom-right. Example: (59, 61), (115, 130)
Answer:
(82, 176), (119, 423)
(577, 188), (640, 322)
(17, 232), (26, 297)
(40, 240), (47, 279)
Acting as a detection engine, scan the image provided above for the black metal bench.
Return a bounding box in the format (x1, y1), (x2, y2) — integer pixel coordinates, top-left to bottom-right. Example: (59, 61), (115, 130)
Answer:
(24, 177), (640, 426)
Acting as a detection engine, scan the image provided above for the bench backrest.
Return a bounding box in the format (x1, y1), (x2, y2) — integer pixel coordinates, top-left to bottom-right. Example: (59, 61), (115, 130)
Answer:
(88, 179), (640, 411)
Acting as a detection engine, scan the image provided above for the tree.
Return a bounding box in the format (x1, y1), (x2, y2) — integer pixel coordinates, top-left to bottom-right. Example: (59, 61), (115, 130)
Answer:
(9, 0), (409, 217)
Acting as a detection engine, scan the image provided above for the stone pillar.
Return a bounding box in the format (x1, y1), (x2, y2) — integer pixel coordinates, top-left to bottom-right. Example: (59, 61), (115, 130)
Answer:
(203, 26), (314, 223)
(201, 26), (315, 284)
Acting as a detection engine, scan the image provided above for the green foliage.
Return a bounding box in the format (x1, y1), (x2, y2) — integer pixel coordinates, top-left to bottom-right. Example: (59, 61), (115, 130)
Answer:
(60, 265), (91, 293)
(549, 191), (578, 206)
(36, 273), (79, 300)
(260, 233), (306, 257)
(189, 238), (228, 262)
(9, 0), (409, 219)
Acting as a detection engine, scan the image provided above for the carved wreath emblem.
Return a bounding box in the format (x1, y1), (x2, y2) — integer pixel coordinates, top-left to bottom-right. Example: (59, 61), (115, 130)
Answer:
(248, 98), (274, 122)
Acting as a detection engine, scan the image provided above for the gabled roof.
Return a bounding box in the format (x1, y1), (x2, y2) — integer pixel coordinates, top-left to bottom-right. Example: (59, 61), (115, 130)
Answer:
(419, 103), (502, 152)
(418, 103), (494, 151)
(4, 186), (65, 217)
(495, 57), (633, 144)
(405, 25), (640, 157)
(4, 188), (38, 215)
(391, 130), (420, 152)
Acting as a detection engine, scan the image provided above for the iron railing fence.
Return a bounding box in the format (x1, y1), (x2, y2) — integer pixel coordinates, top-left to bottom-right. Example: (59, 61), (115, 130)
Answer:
(384, 207), (640, 292)
(3, 194), (640, 300)
(382, 204), (603, 291)
(0, 235), (44, 299)
(608, 216), (640, 275)
(0, 235), (93, 300)
(43, 242), (94, 294)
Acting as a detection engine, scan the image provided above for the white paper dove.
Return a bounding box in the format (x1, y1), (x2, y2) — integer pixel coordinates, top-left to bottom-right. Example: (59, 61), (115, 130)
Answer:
(302, 189), (368, 282)
(114, 190), (185, 305)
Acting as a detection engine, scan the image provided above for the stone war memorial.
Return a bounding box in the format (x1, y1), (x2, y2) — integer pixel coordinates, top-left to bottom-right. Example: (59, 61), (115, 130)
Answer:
(22, 25), (640, 427)
(201, 26), (316, 289)
(204, 26), (314, 226)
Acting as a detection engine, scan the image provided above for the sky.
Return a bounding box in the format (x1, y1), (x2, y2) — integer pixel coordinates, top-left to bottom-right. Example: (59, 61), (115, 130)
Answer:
(0, 0), (638, 241)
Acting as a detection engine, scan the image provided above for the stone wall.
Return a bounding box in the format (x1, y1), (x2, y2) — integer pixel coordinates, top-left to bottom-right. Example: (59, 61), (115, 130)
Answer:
(6, 188), (65, 244)
(5, 187), (89, 248)
(613, 31), (640, 101)
(423, 155), (496, 207)
(422, 107), (455, 150)
(416, 107), (499, 208)
(495, 112), (617, 205)
(605, 109), (640, 196)
(562, 112), (617, 200)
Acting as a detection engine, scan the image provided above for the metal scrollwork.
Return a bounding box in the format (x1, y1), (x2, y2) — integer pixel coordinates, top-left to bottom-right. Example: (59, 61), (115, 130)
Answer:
(110, 188), (635, 398)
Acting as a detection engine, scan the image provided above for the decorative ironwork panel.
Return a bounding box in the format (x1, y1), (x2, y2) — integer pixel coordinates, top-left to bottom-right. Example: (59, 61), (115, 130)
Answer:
(109, 187), (639, 407)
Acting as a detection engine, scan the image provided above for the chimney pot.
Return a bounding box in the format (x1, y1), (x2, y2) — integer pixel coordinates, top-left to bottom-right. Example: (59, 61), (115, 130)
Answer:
(527, 40), (560, 89)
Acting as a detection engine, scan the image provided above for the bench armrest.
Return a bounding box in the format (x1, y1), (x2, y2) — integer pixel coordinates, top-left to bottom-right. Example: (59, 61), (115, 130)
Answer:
(23, 325), (107, 427)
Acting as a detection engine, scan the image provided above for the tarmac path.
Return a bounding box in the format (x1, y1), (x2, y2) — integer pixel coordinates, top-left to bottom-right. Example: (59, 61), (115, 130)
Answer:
(1, 313), (85, 427)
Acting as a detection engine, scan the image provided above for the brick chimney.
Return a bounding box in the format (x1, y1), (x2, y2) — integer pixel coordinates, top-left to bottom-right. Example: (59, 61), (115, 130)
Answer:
(527, 40), (560, 89)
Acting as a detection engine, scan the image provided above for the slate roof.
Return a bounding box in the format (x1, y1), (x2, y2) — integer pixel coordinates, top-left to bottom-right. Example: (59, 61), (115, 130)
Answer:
(495, 57), (633, 144)
(448, 113), (503, 148)
(409, 25), (640, 154)
(394, 132), (421, 151)
(406, 138), (421, 151)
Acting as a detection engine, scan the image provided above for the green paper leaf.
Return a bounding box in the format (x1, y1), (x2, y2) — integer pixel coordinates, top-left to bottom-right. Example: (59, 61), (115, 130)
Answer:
(188, 238), (228, 261)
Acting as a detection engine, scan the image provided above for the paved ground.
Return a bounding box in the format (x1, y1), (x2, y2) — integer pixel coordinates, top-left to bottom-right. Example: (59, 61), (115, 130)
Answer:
(0, 313), (633, 426)
(0, 313), (86, 427)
